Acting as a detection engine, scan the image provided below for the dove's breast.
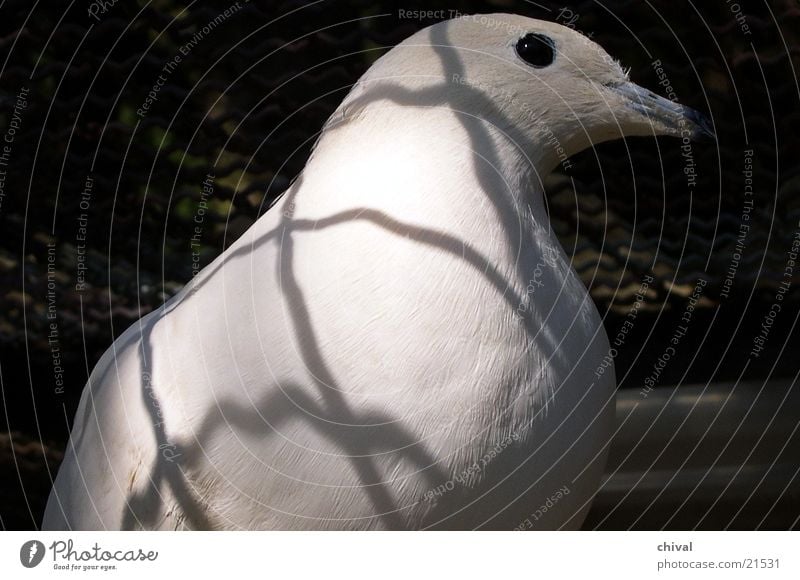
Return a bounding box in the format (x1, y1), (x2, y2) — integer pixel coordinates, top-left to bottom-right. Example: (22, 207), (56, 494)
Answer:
(44, 106), (615, 530)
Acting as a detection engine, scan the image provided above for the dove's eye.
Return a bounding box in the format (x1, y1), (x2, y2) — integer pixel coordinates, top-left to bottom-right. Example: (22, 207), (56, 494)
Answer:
(515, 33), (555, 68)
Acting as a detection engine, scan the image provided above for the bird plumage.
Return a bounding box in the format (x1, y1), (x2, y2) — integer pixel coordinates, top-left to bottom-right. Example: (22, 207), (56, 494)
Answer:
(44, 13), (709, 530)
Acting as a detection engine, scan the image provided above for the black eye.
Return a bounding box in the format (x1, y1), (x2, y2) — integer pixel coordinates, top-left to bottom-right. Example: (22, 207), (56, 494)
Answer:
(515, 33), (555, 68)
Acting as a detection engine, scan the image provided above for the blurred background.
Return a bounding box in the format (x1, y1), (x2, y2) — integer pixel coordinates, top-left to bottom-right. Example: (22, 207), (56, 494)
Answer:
(1, 0), (798, 530)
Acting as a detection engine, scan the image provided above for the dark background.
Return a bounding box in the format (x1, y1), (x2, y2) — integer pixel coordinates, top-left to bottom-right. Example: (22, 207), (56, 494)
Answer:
(1, 0), (798, 529)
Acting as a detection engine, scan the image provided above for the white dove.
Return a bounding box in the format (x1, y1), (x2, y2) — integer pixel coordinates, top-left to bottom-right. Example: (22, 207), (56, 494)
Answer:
(43, 13), (713, 530)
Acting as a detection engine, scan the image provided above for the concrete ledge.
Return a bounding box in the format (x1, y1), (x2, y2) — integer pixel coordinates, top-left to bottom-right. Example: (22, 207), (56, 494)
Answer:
(584, 380), (800, 529)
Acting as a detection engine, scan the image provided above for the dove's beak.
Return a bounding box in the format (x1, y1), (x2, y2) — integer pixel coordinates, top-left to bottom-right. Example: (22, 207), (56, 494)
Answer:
(611, 81), (715, 142)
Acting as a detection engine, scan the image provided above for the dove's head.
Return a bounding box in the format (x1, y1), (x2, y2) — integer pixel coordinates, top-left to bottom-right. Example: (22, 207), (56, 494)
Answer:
(343, 13), (713, 171)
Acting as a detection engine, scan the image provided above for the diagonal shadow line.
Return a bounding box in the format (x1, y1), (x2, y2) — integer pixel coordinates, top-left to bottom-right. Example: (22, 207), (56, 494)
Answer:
(288, 208), (549, 342)
(338, 26), (545, 239)
(120, 324), (216, 530)
(172, 205), (549, 349)
(180, 382), (445, 469)
(268, 195), (408, 528)
(175, 382), (449, 523)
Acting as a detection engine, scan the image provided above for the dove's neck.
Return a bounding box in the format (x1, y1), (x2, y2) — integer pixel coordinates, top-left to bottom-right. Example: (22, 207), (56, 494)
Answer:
(291, 101), (566, 275)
